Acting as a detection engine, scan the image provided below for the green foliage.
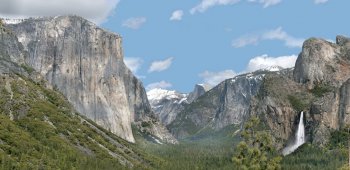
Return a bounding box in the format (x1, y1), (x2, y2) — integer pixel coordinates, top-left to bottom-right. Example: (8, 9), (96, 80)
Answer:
(310, 84), (332, 97)
(281, 144), (347, 170)
(135, 124), (239, 170)
(141, 121), (151, 127)
(20, 64), (35, 74)
(328, 129), (350, 150)
(0, 75), (157, 169)
(288, 95), (307, 111)
(232, 116), (282, 170)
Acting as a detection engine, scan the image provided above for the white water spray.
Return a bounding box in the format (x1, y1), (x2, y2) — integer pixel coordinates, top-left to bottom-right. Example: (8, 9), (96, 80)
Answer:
(282, 111), (305, 155)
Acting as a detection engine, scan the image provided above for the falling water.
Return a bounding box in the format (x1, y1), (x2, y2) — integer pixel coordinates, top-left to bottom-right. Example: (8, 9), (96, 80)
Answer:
(282, 111), (306, 155)
(295, 112), (305, 147)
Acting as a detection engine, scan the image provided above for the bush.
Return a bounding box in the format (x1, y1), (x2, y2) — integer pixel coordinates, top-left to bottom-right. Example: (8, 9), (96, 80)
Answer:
(310, 84), (332, 97)
(288, 95), (307, 111)
(328, 129), (350, 149)
(20, 64), (35, 74)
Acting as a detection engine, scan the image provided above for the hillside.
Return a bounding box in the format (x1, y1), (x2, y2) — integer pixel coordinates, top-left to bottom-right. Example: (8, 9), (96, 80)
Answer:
(0, 19), (162, 169)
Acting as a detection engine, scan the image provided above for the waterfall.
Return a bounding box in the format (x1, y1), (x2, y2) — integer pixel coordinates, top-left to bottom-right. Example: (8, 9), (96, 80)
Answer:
(282, 111), (306, 156)
(295, 112), (305, 147)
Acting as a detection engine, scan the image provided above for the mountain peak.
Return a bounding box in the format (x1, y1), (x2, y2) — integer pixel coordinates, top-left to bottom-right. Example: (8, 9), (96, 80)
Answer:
(147, 88), (187, 103)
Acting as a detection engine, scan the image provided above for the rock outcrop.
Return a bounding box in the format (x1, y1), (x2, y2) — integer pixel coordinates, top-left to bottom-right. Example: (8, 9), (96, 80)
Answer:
(294, 36), (350, 89)
(187, 84), (211, 103)
(292, 36), (350, 146)
(5, 16), (174, 143)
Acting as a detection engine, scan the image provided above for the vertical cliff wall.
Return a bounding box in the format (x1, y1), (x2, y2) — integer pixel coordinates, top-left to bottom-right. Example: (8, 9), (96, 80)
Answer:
(7, 16), (156, 143)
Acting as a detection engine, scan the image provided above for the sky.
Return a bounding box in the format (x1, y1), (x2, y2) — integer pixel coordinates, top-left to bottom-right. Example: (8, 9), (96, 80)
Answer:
(0, 0), (349, 92)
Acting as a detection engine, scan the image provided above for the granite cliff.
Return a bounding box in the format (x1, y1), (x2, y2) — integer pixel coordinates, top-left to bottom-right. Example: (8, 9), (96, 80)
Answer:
(0, 20), (157, 169)
(3, 16), (175, 144)
(168, 36), (350, 150)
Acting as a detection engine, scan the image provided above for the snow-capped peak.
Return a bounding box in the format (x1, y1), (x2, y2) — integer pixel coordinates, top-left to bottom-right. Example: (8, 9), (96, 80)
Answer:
(147, 88), (187, 102)
(261, 65), (284, 72)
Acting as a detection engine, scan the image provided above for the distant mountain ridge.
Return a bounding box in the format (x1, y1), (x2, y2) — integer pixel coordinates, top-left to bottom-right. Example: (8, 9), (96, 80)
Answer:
(147, 84), (210, 126)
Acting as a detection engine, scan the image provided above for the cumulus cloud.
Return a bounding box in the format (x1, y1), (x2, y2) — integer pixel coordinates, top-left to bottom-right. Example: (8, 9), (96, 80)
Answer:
(190, 0), (240, 14)
(248, 0), (281, 8)
(314, 0), (328, 4)
(199, 70), (236, 86)
(170, 10), (184, 21)
(122, 17), (146, 30)
(148, 57), (174, 73)
(246, 54), (298, 72)
(124, 57), (143, 74)
(199, 54), (297, 86)
(146, 81), (172, 90)
(0, 0), (119, 24)
(232, 27), (304, 48)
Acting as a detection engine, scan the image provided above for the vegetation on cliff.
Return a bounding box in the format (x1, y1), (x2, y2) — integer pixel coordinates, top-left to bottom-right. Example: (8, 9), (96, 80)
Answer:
(0, 73), (158, 169)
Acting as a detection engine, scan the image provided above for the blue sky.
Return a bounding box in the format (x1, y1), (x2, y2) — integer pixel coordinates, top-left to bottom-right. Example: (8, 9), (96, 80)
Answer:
(1, 0), (349, 92)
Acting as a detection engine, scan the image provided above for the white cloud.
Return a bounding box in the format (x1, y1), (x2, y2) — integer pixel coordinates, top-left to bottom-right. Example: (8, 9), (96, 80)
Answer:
(0, 0), (119, 24)
(148, 57), (174, 73)
(146, 81), (172, 90)
(122, 17), (146, 30)
(199, 70), (236, 86)
(170, 10), (184, 21)
(190, 0), (282, 14)
(262, 27), (304, 48)
(314, 0), (328, 4)
(190, 0), (240, 14)
(246, 54), (298, 72)
(248, 0), (281, 8)
(198, 54), (297, 86)
(232, 27), (304, 48)
(124, 57), (143, 74)
(232, 35), (259, 48)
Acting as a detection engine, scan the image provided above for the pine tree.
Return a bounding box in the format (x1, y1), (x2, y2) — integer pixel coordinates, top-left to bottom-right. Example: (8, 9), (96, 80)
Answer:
(232, 116), (281, 170)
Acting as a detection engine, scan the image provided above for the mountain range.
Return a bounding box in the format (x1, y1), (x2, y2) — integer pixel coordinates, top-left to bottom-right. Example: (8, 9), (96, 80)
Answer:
(1, 16), (350, 169)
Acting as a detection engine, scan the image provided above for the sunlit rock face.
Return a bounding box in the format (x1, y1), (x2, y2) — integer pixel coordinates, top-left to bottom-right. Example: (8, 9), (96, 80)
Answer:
(7, 16), (159, 143)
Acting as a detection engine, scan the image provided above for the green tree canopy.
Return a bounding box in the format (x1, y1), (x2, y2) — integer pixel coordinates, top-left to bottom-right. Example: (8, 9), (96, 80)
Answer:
(232, 116), (281, 170)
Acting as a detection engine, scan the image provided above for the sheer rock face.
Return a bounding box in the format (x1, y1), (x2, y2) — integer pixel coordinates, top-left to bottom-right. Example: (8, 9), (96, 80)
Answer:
(169, 72), (265, 139)
(7, 16), (157, 143)
(0, 23), (27, 76)
(187, 84), (211, 103)
(294, 36), (350, 89)
(291, 36), (350, 146)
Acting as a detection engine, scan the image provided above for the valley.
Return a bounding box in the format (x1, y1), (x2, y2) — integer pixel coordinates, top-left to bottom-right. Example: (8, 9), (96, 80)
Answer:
(0, 15), (350, 170)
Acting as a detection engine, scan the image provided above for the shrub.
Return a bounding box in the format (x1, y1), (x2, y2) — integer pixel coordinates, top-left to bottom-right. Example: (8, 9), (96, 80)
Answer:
(288, 95), (307, 111)
(310, 84), (332, 97)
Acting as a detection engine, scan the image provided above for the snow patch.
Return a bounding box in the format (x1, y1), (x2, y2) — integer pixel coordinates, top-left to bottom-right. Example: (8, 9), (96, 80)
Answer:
(151, 136), (163, 145)
(147, 88), (187, 104)
(147, 88), (179, 101)
(179, 97), (188, 104)
(2, 18), (26, 25)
